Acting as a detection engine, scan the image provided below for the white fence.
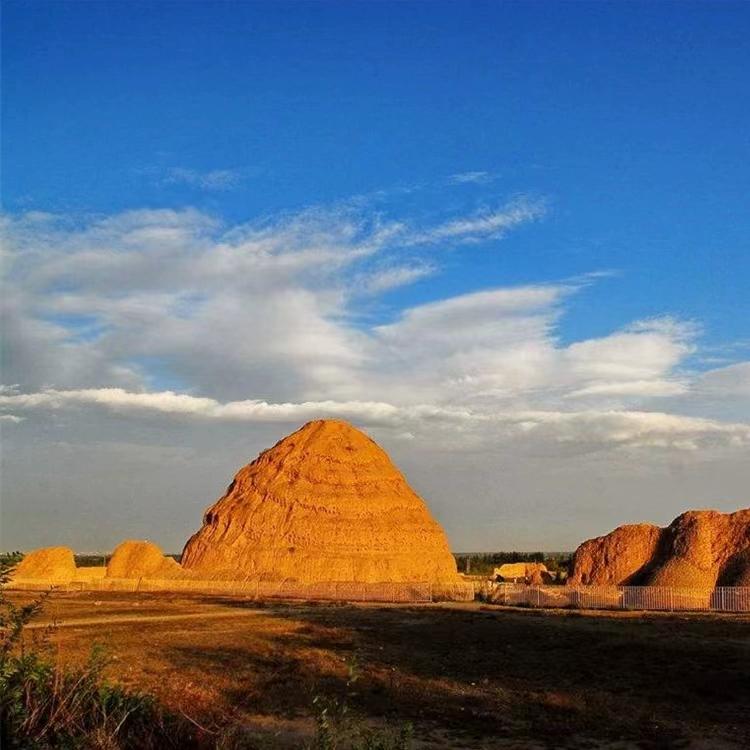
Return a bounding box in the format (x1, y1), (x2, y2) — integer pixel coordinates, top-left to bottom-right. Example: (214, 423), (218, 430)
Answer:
(8, 578), (475, 603)
(485, 583), (750, 613)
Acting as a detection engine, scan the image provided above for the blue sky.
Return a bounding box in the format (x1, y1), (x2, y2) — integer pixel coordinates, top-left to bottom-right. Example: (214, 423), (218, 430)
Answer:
(2, 2), (749, 553)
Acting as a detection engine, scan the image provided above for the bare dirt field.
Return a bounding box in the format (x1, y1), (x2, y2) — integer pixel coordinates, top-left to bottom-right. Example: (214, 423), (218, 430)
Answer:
(8, 590), (750, 749)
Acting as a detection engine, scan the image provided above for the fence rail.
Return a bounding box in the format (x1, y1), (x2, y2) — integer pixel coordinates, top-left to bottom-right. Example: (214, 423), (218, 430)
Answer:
(6, 577), (475, 603)
(14, 577), (749, 611)
(484, 583), (750, 613)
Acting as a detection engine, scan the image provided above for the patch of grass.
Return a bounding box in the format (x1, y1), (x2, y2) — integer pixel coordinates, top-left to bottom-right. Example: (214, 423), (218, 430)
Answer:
(8, 591), (750, 748)
(1, 574), (417, 749)
(307, 657), (413, 750)
(0, 644), (201, 749)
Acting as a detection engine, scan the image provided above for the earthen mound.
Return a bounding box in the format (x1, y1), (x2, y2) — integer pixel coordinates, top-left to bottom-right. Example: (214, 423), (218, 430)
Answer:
(181, 420), (460, 584)
(570, 508), (750, 588)
(527, 567), (551, 586)
(106, 540), (181, 579)
(495, 562), (552, 584)
(648, 511), (720, 588)
(719, 551), (750, 587)
(568, 524), (662, 586)
(11, 546), (77, 583)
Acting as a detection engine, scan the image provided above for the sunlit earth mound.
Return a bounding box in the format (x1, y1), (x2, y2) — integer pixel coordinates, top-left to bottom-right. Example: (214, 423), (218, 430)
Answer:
(11, 546), (77, 584)
(181, 419), (461, 583)
(106, 540), (182, 579)
(568, 524), (662, 586)
(570, 508), (750, 587)
(495, 562), (553, 584)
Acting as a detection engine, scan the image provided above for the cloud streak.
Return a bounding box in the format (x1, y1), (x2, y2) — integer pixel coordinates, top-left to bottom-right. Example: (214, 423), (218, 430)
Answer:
(407, 197), (547, 245)
(138, 166), (250, 191)
(2, 387), (749, 451)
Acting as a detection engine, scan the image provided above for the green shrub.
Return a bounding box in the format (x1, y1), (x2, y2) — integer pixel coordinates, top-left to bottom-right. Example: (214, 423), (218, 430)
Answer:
(307, 657), (413, 750)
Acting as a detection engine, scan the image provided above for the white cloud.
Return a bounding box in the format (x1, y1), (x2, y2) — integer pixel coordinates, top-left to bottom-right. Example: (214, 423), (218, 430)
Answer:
(693, 362), (750, 398)
(357, 263), (436, 295)
(566, 379), (688, 398)
(2, 387), (749, 453)
(1, 197), (553, 403)
(561, 318), (696, 400)
(653, 361), (750, 424)
(407, 197), (547, 245)
(448, 171), (494, 184)
(501, 409), (750, 450)
(0, 414), (24, 424)
(162, 167), (245, 191)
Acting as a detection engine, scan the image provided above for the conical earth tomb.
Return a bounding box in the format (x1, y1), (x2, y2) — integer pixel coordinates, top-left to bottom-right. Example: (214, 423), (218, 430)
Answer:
(181, 420), (460, 583)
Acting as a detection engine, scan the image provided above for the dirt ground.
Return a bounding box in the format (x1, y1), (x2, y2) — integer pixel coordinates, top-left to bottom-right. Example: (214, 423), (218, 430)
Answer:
(8, 590), (750, 749)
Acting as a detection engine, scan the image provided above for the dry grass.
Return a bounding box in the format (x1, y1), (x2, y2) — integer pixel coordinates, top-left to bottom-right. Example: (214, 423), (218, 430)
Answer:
(8, 590), (750, 749)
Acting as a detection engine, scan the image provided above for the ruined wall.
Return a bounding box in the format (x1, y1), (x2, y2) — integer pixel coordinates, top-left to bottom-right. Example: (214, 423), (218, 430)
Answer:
(570, 509), (750, 588)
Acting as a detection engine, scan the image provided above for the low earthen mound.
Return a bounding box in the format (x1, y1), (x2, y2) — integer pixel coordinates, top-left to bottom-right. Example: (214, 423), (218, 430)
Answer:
(570, 508), (750, 588)
(11, 546), (77, 583)
(527, 567), (553, 586)
(569, 524), (662, 586)
(495, 562), (552, 584)
(181, 419), (461, 584)
(106, 540), (181, 579)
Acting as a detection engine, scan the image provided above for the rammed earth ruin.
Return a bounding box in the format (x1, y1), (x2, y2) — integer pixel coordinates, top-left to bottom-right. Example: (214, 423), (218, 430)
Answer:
(10, 420), (461, 587)
(181, 419), (461, 583)
(9, 421), (750, 593)
(569, 509), (750, 587)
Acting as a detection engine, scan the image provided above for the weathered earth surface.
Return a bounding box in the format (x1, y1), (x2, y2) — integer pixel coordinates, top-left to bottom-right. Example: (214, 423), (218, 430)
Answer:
(568, 524), (663, 586)
(106, 540), (182, 579)
(570, 508), (750, 587)
(181, 419), (461, 583)
(11, 546), (77, 583)
(495, 562), (553, 584)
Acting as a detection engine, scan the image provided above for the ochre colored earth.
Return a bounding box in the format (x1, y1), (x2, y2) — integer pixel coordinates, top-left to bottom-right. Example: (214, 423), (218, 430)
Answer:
(181, 419), (460, 583)
(570, 509), (750, 587)
(494, 562), (553, 584)
(11, 546), (77, 584)
(106, 540), (182, 579)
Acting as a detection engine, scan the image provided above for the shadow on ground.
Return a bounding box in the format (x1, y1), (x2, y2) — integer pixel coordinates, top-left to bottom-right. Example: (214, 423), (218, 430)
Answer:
(160, 600), (750, 748)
